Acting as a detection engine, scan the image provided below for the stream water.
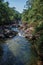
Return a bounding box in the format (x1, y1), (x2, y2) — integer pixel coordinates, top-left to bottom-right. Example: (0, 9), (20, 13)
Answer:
(0, 28), (31, 65)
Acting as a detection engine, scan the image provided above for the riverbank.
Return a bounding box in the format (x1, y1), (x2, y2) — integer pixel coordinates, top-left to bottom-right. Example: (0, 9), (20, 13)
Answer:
(19, 22), (43, 65)
(0, 25), (18, 39)
(19, 23), (34, 39)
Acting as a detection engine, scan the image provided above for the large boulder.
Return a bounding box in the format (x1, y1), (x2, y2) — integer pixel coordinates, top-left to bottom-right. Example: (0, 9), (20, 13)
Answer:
(4, 29), (18, 38)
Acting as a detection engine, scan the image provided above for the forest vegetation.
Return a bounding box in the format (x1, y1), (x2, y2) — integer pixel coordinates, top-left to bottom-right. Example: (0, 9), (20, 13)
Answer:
(0, 0), (21, 25)
(22, 0), (43, 65)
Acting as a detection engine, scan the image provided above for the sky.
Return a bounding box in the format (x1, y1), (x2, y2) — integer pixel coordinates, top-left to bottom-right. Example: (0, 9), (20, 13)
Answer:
(4, 0), (27, 13)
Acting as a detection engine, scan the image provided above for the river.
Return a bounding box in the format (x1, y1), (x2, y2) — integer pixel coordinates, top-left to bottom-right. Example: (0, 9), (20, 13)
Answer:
(0, 28), (32, 65)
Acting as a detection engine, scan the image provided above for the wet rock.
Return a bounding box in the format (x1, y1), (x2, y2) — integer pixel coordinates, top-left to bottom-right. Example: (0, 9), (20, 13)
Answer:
(4, 29), (18, 38)
(0, 34), (5, 39)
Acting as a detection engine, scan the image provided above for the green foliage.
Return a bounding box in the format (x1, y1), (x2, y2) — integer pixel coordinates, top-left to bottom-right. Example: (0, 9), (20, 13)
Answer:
(22, 0), (43, 23)
(22, 0), (43, 64)
(0, 0), (21, 25)
(36, 22), (43, 32)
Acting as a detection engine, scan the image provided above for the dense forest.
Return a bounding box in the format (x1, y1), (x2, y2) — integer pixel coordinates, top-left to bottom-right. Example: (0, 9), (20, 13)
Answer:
(22, 0), (43, 65)
(0, 0), (21, 25)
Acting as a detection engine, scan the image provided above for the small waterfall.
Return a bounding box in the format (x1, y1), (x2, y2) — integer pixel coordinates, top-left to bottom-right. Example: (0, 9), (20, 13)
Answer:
(18, 32), (25, 37)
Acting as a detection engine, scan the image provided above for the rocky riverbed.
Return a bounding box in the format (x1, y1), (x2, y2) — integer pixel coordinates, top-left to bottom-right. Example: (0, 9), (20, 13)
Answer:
(0, 26), (18, 39)
(0, 29), (32, 65)
(18, 23), (35, 40)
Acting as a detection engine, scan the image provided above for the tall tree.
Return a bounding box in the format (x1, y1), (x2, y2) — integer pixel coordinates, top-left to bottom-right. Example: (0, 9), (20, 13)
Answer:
(0, 0), (21, 25)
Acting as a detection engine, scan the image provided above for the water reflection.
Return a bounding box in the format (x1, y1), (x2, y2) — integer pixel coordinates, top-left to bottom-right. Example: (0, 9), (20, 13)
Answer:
(0, 36), (31, 65)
